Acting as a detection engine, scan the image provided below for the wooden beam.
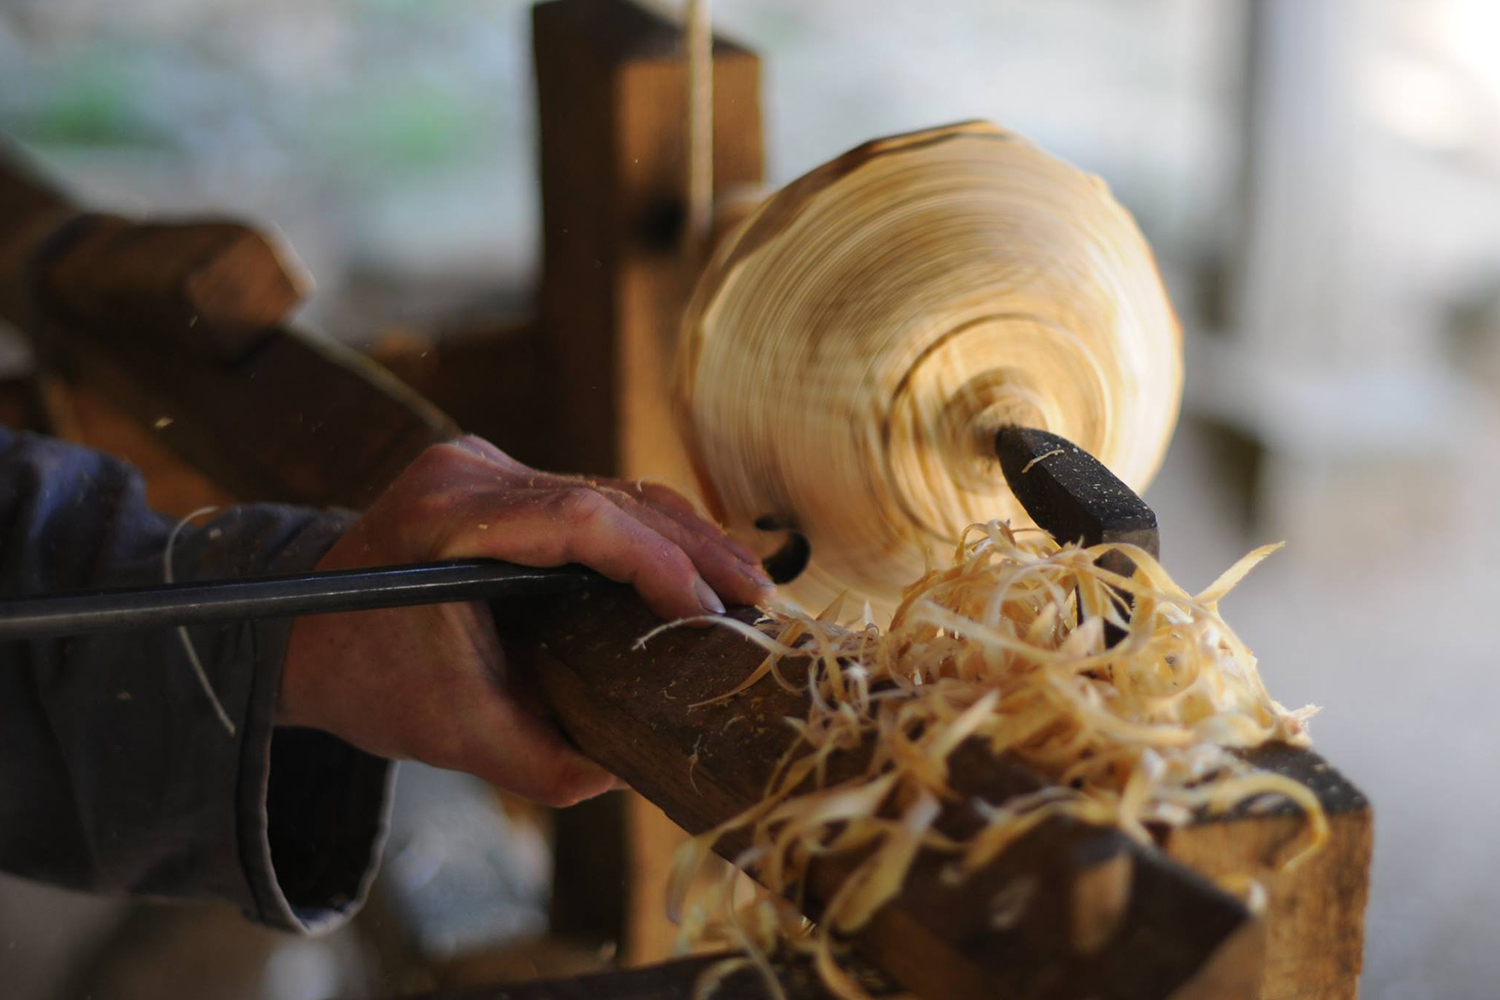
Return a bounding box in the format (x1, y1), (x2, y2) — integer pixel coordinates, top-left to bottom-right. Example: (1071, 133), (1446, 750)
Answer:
(32, 375), (236, 518)
(507, 589), (1340, 1000)
(55, 319), (457, 508)
(0, 150), (305, 362)
(1161, 743), (1371, 1000)
(37, 216), (307, 362)
(0, 148), (458, 509)
(0, 141), (72, 325)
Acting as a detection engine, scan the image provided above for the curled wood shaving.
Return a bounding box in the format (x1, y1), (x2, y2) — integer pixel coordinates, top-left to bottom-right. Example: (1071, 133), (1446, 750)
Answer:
(664, 520), (1323, 999)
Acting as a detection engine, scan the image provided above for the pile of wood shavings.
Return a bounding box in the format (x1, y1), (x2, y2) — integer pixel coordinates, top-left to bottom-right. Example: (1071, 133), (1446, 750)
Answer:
(647, 520), (1325, 1000)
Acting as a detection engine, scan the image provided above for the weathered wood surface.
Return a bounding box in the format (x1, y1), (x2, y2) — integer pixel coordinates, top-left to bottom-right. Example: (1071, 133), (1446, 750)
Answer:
(31, 374), (236, 517)
(37, 215), (307, 361)
(0, 140), (72, 325)
(1164, 744), (1372, 1000)
(504, 590), (1374, 1000)
(53, 317), (456, 508)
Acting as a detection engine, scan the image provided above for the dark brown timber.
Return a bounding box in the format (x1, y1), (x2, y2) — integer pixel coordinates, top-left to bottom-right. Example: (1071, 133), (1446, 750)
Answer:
(0, 148), (456, 509)
(510, 590), (1308, 1000)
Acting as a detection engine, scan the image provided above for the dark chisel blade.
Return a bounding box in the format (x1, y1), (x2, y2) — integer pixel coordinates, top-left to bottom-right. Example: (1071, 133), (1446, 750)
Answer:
(995, 425), (1159, 560)
(995, 426), (1160, 647)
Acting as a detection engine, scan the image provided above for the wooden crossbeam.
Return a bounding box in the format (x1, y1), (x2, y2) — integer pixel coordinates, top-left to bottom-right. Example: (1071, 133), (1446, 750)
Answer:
(0, 151), (457, 509)
(511, 589), (1374, 1000)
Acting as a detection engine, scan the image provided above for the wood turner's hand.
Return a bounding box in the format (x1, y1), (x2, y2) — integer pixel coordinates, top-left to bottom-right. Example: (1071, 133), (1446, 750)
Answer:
(276, 435), (774, 807)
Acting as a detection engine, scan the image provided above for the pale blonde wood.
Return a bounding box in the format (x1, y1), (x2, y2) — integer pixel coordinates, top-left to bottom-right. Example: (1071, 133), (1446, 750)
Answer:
(679, 122), (1183, 616)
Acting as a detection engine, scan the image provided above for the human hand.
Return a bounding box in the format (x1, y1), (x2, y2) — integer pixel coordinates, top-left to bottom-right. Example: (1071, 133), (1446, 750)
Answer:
(277, 435), (773, 807)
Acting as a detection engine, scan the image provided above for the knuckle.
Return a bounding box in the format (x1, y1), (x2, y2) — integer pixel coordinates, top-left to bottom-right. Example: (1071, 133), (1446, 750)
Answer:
(642, 480), (687, 503)
(538, 787), (582, 809)
(643, 481), (700, 514)
(412, 441), (469, 477)
(554, 486), (609, 524)
(446, 433), (497, 457)
(594, 484), (635, 507)
(451, 434), (523, 469)
(424, 437), (522, 479)
(656, 544), (698, 584)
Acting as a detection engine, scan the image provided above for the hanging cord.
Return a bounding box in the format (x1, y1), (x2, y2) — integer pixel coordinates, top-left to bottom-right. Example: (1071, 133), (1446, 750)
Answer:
(165, 505), (236, 737)
(684, 0), (714, 259)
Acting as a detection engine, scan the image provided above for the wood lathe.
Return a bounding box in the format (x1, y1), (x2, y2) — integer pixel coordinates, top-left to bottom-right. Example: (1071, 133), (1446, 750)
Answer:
(0, 2), (1372, 997)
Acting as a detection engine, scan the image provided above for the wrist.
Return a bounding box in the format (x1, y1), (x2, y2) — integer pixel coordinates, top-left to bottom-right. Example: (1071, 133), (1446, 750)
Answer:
(277, 615), (319, 728)
(275, 525), (366, 730)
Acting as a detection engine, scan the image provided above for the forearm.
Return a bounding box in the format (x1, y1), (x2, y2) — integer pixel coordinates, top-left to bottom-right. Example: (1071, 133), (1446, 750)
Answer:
(0, 427), (390, 931)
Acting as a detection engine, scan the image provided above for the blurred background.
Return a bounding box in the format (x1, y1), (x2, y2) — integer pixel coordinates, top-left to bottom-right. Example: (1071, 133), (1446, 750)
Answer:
(2, 0), (1498, 997)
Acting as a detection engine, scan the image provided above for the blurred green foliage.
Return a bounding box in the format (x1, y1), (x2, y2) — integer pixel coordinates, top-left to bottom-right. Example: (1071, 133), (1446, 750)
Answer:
(309, 81), (486, 176)
(6, 55), (168, 147)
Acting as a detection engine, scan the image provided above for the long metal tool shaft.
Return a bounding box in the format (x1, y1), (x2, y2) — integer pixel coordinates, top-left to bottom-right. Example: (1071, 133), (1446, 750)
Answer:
(0, 429), (1154, 643)
(0, 560), (607, 641)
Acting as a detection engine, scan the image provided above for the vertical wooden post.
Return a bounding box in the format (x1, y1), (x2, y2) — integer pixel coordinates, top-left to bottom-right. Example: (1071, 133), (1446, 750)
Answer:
(532, 0), (763, 963)
(533, 0), (762, 482)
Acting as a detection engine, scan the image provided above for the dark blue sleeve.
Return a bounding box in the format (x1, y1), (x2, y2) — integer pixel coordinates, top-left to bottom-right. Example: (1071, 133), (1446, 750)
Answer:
(0, 427), (393, 933)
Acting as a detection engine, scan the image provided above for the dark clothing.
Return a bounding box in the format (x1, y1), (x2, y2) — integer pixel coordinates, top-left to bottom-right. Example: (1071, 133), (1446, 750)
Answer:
(0, 427), (391, 933)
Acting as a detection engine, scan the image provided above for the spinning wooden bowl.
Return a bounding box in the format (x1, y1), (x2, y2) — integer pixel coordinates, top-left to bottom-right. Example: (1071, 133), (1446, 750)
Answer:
(678, 121), (1182, 613)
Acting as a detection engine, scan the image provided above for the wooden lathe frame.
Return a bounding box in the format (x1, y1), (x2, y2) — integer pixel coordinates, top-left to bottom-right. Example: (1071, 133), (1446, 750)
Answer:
(0, 2), (1369, 997)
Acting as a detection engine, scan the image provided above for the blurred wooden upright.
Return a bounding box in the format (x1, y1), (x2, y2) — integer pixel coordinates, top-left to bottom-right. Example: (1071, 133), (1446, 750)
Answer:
(531, 0), (763, 964)
(533, 0), (762, 482)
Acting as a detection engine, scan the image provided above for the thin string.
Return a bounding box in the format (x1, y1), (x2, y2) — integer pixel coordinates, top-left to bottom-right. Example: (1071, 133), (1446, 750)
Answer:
(165, 505), (237, 737)
(684, 0), (713, 257)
